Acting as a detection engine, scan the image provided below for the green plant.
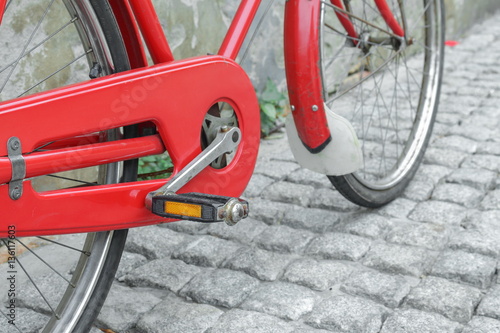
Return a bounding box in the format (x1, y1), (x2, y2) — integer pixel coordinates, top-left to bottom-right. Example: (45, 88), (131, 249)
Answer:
(138, 152), (173, 180)
(258, 78), (289, 138)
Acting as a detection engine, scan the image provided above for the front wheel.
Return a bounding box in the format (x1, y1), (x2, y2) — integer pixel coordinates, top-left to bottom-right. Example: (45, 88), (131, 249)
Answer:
(301, 0), (444, 207)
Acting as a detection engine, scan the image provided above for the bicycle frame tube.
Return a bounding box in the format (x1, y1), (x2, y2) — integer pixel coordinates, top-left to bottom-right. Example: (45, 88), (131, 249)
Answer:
(127, 0), (175, 64)
(0, 0), (5, 25)
(110, 0), (262, 65)
(330, 0), (359, 45)
(218, 0), (262, 60)
(374, 0), (405, 37)
(0, 135), (164, 184)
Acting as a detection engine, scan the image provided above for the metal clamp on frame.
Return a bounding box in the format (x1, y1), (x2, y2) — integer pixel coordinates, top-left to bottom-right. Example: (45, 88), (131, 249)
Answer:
(145, 126), (248, 226)
(7, 137), (26, 200)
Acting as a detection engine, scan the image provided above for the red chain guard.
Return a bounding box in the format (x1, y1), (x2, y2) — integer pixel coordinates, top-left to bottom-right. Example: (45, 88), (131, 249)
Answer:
(0, 56), (260, 237)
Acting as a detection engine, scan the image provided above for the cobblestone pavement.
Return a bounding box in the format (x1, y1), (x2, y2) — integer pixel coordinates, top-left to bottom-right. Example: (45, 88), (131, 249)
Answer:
(5, 11), (500, 333)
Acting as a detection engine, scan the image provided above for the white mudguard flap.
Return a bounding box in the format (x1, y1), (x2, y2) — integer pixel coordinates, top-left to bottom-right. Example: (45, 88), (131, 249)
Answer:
(286, 104), (363, 176)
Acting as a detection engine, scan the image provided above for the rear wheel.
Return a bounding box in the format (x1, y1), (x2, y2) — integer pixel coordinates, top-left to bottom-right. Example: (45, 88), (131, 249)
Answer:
(0, 1), (131, 332)
(319, 0), (445, 207)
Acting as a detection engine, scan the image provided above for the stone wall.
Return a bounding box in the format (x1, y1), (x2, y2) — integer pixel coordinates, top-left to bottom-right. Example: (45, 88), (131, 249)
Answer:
(153, 0), (500, 91)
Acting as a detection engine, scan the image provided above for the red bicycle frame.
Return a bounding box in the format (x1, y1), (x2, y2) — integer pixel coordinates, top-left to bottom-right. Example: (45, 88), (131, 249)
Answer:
(0, 0), (405, 237)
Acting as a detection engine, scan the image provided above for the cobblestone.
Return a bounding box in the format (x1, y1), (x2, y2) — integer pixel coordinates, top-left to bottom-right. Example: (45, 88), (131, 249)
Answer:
(305, 294), (389, 333)
(403, 177), (435, 201)
(283, 206), (343, 233)
(448, 124), (497, 142)
(160, 220), (209, 235)
(253, 160), (300, 180)
(223, 246), (294, 281)
(362, 243), (436, 277)
(431, 250), (497, 289)
(432, 135), (478, 153)
(465, 210), (500, 232)
(282, 258), (354, 291)
(286, 168), (332, 188)
(480, 189), (500, 210)
(424, 147), (468, 168)
(123, 258), (202, 292)
(431, 183), (484, 208)
(476, 142), (500, 155)
(340, 268), (413, 308)
(448, 229), (500, 258)
(446, 168), (497, 191)
(310, 188), (361, 212)
(261, 181), (315, 206)
(380, 309), (462, 333)
(0, 308), (47, 333)
(240, 282), (318, 320)
(115, 251), (148, 281)
(247, 198), (292, 224)
(242, 174), (275, 198)
(418, 164), (453, 184)
(206, 309), (294, 333)
(125, 226), (192, 259)
(97, 283), (162, 332)
(385, 220), (450, 251)
(306, 232), (372, 261)
(205, 217), (267, 244)
(336, 214), (394, 239)
(463, 316), (500, 333)
(136, 294), (223, 333)
(180, 269), (259, 308)
(476, 285), (500, 320)
(377, 198), (418, 218)
(172, 236), (243, 267)
(462, 154), (500, 172)
(409, 200), (467, 226)
(403, 276), (482, 323)
(253, 225), (315, 254)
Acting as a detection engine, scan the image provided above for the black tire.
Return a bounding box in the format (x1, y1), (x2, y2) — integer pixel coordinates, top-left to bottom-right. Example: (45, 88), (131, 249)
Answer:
(317, 0), (445, 208)
(0, 1), (132, 332)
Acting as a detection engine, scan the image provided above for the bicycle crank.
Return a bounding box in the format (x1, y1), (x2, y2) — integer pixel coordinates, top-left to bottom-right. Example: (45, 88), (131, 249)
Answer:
(145, 126), (248, 225)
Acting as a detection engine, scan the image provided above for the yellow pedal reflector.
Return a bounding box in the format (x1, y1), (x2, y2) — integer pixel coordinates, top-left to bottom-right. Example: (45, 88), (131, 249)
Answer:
(164, 201), (202, 218)
(151, 192), (248, 224)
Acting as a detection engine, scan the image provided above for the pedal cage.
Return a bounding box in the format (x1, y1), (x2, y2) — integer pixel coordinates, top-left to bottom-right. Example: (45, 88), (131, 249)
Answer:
(151, 192), (249, 226)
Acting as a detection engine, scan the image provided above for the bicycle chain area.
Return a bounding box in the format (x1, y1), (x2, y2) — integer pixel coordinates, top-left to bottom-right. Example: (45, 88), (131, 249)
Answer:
(2, 12), (500, 333)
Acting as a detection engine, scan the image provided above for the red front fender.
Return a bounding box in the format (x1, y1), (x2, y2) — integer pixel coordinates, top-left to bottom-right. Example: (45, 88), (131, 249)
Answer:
(284, 0), (331, 153)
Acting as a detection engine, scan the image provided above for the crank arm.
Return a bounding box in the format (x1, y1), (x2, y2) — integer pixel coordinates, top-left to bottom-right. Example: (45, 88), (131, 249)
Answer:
(145, 126), (241, 209)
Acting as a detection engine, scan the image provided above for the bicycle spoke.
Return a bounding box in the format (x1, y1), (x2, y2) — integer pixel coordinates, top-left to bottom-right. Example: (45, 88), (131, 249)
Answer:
(43, 173), (98, 186)
(14, 255), (60, 319)
(325, 46), (405, 104)
(18, 50), (89, 97)
(0, 17), (78, 75)
(37, 236), (91, 256)
(16, 239), (76, 287)
(0, 0), (57, 95)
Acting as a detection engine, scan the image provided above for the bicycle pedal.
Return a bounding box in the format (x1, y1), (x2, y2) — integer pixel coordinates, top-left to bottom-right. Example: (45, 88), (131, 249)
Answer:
(151, 192), (249, 226)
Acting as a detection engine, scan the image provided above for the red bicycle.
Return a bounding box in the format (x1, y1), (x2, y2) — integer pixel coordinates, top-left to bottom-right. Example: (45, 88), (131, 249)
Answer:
(0, 0), (444, 331)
